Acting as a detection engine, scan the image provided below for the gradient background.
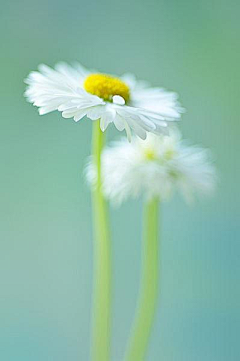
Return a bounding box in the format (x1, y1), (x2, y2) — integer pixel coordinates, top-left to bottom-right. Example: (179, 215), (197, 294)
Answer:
(1, 0), (239, 360)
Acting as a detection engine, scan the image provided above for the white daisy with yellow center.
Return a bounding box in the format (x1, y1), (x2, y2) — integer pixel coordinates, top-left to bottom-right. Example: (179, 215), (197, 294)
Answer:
(25, 62), (184, 140)
(87, 128), (217, 205)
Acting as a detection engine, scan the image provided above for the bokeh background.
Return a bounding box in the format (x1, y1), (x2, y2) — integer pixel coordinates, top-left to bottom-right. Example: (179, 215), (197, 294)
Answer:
(1, 0), (239, 360)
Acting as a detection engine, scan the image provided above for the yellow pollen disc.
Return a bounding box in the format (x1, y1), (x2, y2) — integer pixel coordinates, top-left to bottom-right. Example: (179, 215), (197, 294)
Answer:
(144, 149), (157, 161)
(84, 73), (130, 102)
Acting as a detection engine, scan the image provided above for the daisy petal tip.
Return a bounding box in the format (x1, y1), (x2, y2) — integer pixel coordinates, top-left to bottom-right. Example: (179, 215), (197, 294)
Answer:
(113, 95), (125, 105)
(126, 132), (132, 142)
(99, 123), (107, 132)
(38, 109), (45, 115)
(140, 132), (147, 140)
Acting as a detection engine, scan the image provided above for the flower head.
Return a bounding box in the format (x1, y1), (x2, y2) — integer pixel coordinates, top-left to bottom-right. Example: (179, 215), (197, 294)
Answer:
(87, 129), (217, 205)
(25, 62), (184, 141)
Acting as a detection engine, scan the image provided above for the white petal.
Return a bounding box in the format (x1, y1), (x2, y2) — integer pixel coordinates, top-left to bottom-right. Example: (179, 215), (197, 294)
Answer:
(122, 119), (132, 142)
(131, 86), (184, 120)
(113, 115), (125, 132)
(112, 95), (125, 105)
(86, 105), (106, 120)
(25, 63), (104, 121)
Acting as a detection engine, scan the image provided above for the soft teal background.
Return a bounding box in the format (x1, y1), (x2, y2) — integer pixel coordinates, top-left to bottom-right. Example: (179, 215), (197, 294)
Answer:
(1, 0), (239, 360)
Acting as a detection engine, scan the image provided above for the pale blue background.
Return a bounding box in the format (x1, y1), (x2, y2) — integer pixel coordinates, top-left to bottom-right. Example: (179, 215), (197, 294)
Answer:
(1, 0), (239, 360)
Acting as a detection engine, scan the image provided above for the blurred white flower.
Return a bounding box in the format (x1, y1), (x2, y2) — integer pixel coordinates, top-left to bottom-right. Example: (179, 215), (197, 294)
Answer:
(25, 62), (184, 140)
(87, 129), (217, 205)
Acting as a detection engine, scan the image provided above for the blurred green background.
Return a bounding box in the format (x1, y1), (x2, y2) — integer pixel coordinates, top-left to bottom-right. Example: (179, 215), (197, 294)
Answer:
(1, 0), (239, 360)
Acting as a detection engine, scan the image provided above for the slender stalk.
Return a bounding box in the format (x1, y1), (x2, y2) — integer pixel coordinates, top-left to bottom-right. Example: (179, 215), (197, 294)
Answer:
(125, 198), (159, 361)
(91, 120), (111, 361)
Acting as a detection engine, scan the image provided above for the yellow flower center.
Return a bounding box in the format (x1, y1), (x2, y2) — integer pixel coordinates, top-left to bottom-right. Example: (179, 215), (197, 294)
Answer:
(84, 73), (130, 103)
(143, 147), (176, 162)
(144, 149), (157, 161)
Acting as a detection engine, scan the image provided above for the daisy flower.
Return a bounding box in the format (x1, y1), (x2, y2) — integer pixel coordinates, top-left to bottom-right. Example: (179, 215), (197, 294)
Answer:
(87, 128), (217, 205)
(25, 62), (184, 140)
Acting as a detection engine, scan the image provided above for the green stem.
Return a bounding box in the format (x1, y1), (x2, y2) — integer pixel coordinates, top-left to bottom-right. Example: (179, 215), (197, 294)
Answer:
(91, 120), (111, 361)
(125, 198), (159, 361)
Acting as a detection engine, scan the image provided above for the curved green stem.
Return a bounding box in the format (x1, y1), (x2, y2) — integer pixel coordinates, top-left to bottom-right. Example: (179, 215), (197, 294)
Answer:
(125, 198), (159, 361)
(91, 120), (111, 361)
